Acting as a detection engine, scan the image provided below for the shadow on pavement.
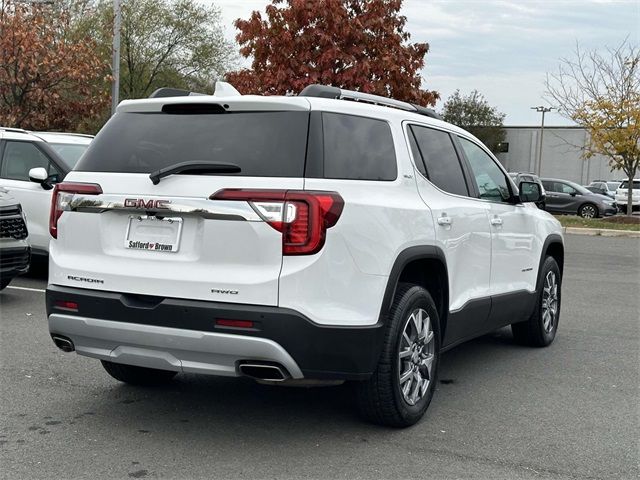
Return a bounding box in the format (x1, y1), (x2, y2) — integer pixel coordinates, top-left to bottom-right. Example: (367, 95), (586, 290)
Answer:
(38, 328), (526, 440)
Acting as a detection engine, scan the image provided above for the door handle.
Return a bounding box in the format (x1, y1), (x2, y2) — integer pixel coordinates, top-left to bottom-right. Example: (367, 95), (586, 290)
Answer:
(490, 217), (503, 226)
(437, 215), (452, 226)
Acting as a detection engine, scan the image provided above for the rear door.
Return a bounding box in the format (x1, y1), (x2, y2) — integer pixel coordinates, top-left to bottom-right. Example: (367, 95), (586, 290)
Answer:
(49, 98), (311, 306)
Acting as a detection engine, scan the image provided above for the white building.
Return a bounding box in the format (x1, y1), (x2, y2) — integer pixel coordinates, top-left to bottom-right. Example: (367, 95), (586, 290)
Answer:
(496, 126), (624, 184)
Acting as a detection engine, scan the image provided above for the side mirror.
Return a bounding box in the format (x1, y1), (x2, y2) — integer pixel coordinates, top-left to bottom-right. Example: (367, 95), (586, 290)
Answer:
(519, 181), (544, 203)
(28, 167), (55, 190)
(29, 167), (48, 184)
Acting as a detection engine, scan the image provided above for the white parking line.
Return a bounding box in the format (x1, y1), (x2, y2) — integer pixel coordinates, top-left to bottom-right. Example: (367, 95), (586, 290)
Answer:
(6, 285), (46, 293)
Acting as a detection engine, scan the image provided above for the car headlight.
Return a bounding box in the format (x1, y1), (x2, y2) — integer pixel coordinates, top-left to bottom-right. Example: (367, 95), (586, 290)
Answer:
(603, 200), (614, 206)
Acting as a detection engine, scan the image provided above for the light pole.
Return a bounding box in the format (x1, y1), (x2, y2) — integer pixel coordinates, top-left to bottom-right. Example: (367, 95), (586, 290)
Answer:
(531, 106), (554, 175)
(111, 0), (121, 116)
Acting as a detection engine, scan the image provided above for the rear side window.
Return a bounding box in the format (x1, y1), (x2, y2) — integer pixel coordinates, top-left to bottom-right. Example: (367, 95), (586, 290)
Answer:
(322, 113), (397, 181)
(76, 111), (309, 177)
(409, 125), (469, 196)
(542, 181), (555, 192)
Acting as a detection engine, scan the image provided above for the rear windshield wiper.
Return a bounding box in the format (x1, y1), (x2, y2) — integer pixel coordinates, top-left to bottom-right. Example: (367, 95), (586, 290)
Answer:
(149, 161), (241, 185)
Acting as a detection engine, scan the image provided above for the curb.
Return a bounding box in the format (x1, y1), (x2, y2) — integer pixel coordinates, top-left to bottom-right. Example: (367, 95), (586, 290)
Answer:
(564, 227), (640, 238)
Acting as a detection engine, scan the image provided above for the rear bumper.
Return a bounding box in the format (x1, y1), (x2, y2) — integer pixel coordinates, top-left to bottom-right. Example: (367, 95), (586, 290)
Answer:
(46, 285), (385, 380)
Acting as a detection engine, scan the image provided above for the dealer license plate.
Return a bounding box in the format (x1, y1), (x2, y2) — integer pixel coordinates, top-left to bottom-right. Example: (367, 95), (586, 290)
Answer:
(124, 215), (183, 253)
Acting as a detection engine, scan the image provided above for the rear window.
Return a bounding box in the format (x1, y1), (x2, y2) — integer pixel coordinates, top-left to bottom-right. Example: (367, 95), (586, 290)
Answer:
(322, 113), (397, 181)
(620, 180), (639, 189)
(76, 111), (309, 177)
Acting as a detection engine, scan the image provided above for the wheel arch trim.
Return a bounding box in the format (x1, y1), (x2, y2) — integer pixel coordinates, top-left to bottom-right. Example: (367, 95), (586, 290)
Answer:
(537, 234), (564, 291)
(378, 245), (449, 330)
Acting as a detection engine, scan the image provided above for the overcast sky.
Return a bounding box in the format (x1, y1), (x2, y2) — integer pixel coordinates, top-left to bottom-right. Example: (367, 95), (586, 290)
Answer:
(208, 0), (639, 125)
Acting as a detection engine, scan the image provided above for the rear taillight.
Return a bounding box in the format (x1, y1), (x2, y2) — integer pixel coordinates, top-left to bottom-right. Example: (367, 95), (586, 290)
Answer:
(211, 189), (344, 255)
(49, 182), (102, 238)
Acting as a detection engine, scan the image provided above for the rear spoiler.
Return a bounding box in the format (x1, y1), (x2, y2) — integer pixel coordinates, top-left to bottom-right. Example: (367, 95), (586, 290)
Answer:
(149, 81), (241, 99)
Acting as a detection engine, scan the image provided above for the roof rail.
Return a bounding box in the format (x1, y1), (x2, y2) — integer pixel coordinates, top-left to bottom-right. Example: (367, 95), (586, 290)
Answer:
(0, 126), (30, 134)
(29, 132), (95, 142)
(298, 84), (442, 120)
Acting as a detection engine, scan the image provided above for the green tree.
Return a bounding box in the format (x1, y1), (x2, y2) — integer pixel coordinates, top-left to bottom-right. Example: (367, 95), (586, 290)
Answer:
(44, 0), (236, 132)
(65, 0), (235, 98)
(546, 40), (639, 216)
(115, 0), (235, 99)
(441, 90), (506, 152)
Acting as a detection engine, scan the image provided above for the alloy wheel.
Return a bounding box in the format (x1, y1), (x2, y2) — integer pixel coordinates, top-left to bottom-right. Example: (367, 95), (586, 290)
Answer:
(542, 271), (559, 333)
(580, 205), (596, 218)
(398, 308), (436, 406)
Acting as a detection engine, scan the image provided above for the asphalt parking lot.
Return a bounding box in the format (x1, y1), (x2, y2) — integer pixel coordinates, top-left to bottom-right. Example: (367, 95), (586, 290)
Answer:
(0, 234), (638, 480)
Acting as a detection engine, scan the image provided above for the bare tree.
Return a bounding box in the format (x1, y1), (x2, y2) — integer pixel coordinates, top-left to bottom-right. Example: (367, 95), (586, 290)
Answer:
(546, 40), (639, 215)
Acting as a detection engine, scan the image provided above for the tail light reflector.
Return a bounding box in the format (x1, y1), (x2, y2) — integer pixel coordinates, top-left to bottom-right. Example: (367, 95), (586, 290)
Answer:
(49, 182), (103, 238)
(215, 319), (255, 329)
(210, 189), (344, 255)
(54, 300), (79, 311)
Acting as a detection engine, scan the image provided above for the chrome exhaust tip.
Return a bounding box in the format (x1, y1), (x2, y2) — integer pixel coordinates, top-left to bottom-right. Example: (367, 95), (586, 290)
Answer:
(238, 362), (289, 382)
(52, 335), (75, 352)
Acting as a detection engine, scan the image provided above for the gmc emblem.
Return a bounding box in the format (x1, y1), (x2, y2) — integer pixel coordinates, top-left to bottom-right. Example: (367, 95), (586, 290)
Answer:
(124, 198), (171, 209)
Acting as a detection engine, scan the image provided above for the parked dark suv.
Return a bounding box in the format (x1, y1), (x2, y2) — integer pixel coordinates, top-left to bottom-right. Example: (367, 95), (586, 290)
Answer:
(541, 178), (617, 218)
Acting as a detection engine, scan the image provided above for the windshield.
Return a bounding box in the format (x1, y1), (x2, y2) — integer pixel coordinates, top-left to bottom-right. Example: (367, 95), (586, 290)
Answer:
(620, 180), (640, 190)
(76, 111), (309, 176)
(607, 182), (620, 190)
(48, 143), (89, 168)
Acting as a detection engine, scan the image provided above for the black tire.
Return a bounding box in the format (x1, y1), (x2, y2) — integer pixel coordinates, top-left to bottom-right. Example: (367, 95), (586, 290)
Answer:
(0, 279), (10, 291)
(578, 203), (598, 218)
(512, 256), (561, 347)
(101, 360), (177, 385)
(355, 283), (441, 428)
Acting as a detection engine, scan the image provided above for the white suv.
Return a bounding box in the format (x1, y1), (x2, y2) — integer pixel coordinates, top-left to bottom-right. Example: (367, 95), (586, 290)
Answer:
(45, 84), (564, 427)
(0, 128), (92, 255)
(615, 178), (639, 213)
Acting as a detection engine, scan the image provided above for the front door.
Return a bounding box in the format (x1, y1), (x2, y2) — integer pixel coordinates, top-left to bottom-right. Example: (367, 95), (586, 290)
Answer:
(542, 180), (578, 214)
(457, 136), (540, 327)
(0, 140), (60, 253)
(406, 124), (492, 343)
